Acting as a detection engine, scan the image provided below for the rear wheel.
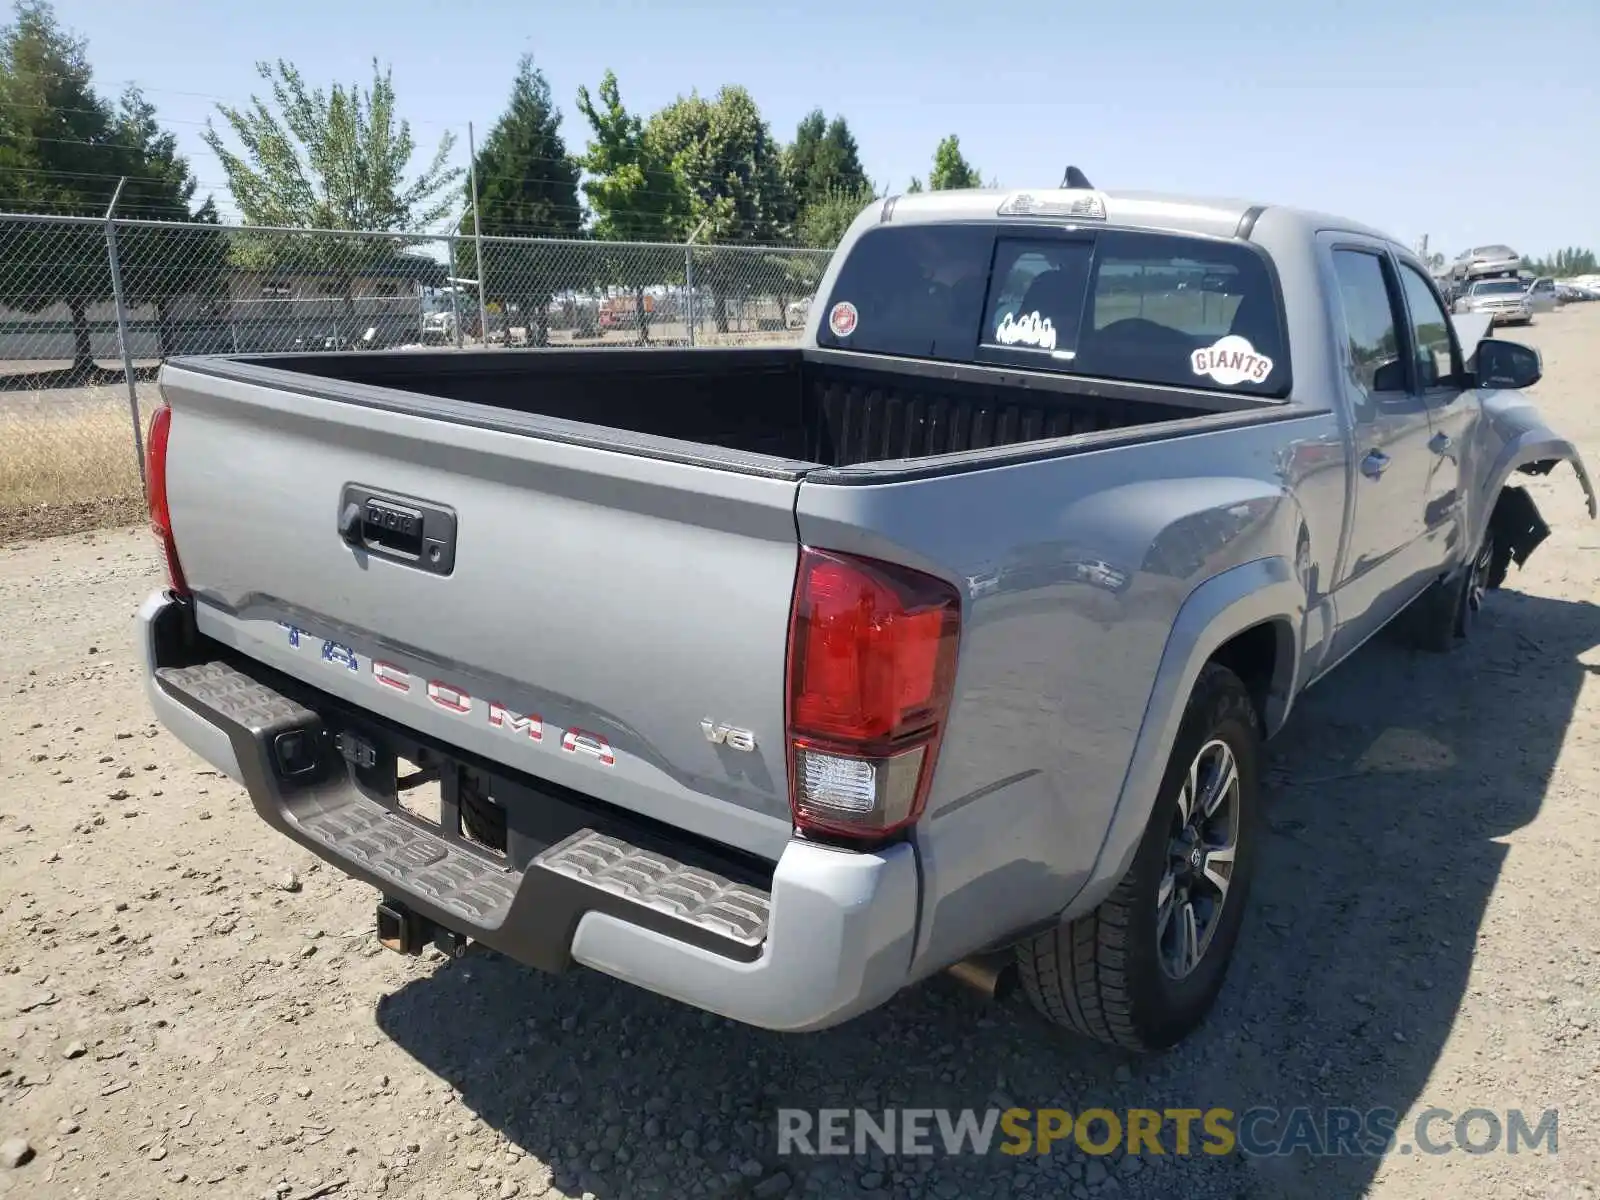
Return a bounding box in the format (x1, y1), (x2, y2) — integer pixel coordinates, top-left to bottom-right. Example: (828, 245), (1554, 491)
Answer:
(1016, 663), (1262, 1051)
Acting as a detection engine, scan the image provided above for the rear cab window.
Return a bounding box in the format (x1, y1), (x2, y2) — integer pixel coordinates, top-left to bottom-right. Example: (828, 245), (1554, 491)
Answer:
(818, 223), (1290, 397)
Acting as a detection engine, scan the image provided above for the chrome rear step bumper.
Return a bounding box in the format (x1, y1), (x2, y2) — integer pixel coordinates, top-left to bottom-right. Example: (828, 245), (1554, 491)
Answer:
(152, 657), (773, 965)
(139, 591), (918, 1031)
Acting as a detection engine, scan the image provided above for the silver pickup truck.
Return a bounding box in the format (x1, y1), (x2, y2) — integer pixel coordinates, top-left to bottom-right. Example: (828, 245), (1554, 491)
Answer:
(139, 185), (1595, 1052)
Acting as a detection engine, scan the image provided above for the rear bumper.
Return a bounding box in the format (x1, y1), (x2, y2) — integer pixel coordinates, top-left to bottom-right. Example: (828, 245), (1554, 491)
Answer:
(138, 590), (918, 1031)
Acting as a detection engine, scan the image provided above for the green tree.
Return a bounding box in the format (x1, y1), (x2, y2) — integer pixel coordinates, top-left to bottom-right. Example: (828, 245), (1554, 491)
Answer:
(576, 70), (689, 342)
(648, 86), (791, 243)
(456, 54), (582, 345)
(797, 184), (875, 249)
(577, 70), (688, 241)
(906, 176), (925, 193)
(204, 58), (459, 233)
(113, 90), (228, 362)
(202, 58), (460, 344)
(0, 0), (221, 377)
(648, 86), (792, 331)
(928, 134), (982, 190)
(784, 109), (868, 213)
(1523, 247), (1597, 278)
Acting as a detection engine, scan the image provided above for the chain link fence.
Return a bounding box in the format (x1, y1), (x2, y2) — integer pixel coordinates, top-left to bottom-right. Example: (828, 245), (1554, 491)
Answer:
(0, 211), (832, 537)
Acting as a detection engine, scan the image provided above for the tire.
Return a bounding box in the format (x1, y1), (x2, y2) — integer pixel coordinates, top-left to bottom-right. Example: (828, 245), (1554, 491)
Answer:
(460, 784), (507, 852)
(1484, 531), (1514, 591)
(1409, 529), (1496, 653)
(1016, 662), (1262, 1051)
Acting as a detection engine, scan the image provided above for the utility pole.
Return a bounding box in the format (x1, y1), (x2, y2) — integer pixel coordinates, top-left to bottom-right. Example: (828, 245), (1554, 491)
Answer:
(467, 122), (489, 346)
(684, 217), (710, 347)
(104, 177), (146, 488)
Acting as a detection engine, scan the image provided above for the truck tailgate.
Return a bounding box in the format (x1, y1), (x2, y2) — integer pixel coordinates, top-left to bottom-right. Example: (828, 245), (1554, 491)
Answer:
(158, 363), (803, 861)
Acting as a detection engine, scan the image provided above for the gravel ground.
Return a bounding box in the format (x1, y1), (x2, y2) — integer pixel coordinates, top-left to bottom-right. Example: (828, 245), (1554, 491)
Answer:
(2, 308), (1599, 1200)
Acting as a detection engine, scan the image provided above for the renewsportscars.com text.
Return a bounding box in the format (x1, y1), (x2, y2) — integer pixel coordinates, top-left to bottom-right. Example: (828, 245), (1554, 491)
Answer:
(776, 1107), (1558, 1159)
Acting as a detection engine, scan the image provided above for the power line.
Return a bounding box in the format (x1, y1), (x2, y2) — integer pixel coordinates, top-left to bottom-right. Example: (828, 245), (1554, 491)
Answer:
(0, 168), (805, 243)
(0, 67), (468, 127)
(0, 97), (215, 127)
(0, 205), (813, 247)
(0, 118), (800, 212)
(0, 163), (216, 187)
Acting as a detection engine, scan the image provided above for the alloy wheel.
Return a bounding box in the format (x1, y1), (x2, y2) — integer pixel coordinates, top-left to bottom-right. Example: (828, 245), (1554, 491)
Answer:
(1157, 738), (1241, 980)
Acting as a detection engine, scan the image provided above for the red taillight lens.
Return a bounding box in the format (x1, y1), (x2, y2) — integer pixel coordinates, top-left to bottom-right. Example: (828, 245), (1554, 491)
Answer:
(786, 548), (960, 840)
(145, 404), (188, 595)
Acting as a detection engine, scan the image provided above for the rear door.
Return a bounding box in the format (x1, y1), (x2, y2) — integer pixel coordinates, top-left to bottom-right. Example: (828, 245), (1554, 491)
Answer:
(1322, 239), (1439, 660)
(158, 362), (803, 861)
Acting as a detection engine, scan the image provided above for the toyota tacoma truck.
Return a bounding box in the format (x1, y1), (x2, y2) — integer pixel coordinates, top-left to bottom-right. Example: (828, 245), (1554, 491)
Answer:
(138, 183), (1595, 1051)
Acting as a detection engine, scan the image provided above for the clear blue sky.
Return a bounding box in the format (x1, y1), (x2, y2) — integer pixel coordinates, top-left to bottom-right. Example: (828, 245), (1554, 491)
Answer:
(57, 0), (1600, 257)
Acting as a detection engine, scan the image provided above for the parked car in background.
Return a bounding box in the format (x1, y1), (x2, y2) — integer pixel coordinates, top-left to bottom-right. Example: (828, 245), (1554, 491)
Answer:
(1448, 244), (1522, 287)
(1556, 278), (1600, 303)
(1526, 277), (1560, 314)
(1454, 278), (1533, 325)
(599, 293), (656, 332)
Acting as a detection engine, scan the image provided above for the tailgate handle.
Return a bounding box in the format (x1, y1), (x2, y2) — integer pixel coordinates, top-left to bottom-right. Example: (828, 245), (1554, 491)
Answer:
(338, 501), (364, 546)
(338, 485), (457, 576)
(360, 499), (425, 557)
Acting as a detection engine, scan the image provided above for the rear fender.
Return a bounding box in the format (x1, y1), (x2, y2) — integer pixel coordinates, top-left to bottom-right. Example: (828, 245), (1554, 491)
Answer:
(1061, 556), (1305, 920)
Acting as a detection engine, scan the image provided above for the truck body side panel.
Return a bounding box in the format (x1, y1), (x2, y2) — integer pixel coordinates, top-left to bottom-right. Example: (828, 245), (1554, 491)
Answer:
(794, 411), (1341, 975)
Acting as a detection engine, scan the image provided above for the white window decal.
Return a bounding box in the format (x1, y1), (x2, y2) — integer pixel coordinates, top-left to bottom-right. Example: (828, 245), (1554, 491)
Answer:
(1190, 335), (1274, 386)
(828, 301), (858, 338)
(994, 310), (1057, 351)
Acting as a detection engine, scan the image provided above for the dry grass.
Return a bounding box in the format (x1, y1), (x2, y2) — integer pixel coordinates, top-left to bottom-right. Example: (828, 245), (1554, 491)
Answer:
(0, 402), (144, 540)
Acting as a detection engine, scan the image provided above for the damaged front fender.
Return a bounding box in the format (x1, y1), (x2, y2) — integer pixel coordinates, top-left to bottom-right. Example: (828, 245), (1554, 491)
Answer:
(1510, 453), (1598, 518)
(1473, 393), (1596, 579)
(1479, 394), (1596, 515)
(1487, 485), (1551, 587)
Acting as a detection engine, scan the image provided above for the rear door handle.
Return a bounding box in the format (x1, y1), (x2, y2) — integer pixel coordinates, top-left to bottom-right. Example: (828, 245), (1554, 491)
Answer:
(1360, 450), (1391, 479)
(1429, 432), (1453, 454)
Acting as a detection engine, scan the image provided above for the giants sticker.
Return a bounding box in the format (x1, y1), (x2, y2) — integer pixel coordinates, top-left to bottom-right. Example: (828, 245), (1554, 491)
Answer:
(1191, 335), (1274, 386)
(828, 301), (858, 338)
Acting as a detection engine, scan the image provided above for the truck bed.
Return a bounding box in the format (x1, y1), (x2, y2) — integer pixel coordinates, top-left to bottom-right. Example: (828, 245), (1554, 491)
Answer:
(151, 342), (1302, 867)
(207, 347), (1241, 470)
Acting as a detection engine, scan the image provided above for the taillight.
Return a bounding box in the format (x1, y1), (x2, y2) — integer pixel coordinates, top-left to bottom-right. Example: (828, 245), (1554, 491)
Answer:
(145, 404), (188, 596)
(785, 548), (961, 841)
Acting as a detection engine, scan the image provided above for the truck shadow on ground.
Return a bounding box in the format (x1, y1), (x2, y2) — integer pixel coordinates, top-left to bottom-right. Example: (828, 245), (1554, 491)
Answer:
(376, 587), (1599, 1200)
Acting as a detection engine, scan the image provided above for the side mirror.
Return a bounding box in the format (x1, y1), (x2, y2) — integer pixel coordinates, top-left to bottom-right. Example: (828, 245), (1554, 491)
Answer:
(1372, 359), (1408, 393)
(1475, 338), (1541, 390)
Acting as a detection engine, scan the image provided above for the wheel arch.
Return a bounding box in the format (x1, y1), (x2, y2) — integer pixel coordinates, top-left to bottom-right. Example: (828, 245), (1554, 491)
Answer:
(1062, 556), (1305, 921)
(1469, 402), (1596, 565)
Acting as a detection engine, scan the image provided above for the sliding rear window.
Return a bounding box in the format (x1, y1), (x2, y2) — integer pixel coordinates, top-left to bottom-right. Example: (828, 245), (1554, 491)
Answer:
(817, 224), (1289, 397)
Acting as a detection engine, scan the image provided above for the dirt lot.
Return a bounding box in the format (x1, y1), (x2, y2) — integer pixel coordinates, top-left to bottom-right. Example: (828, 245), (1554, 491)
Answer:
(2, 309), (1599, 1200)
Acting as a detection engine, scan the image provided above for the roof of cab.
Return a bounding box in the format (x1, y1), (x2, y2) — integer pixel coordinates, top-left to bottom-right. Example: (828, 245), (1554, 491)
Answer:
(875, 186), (1400, 250)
